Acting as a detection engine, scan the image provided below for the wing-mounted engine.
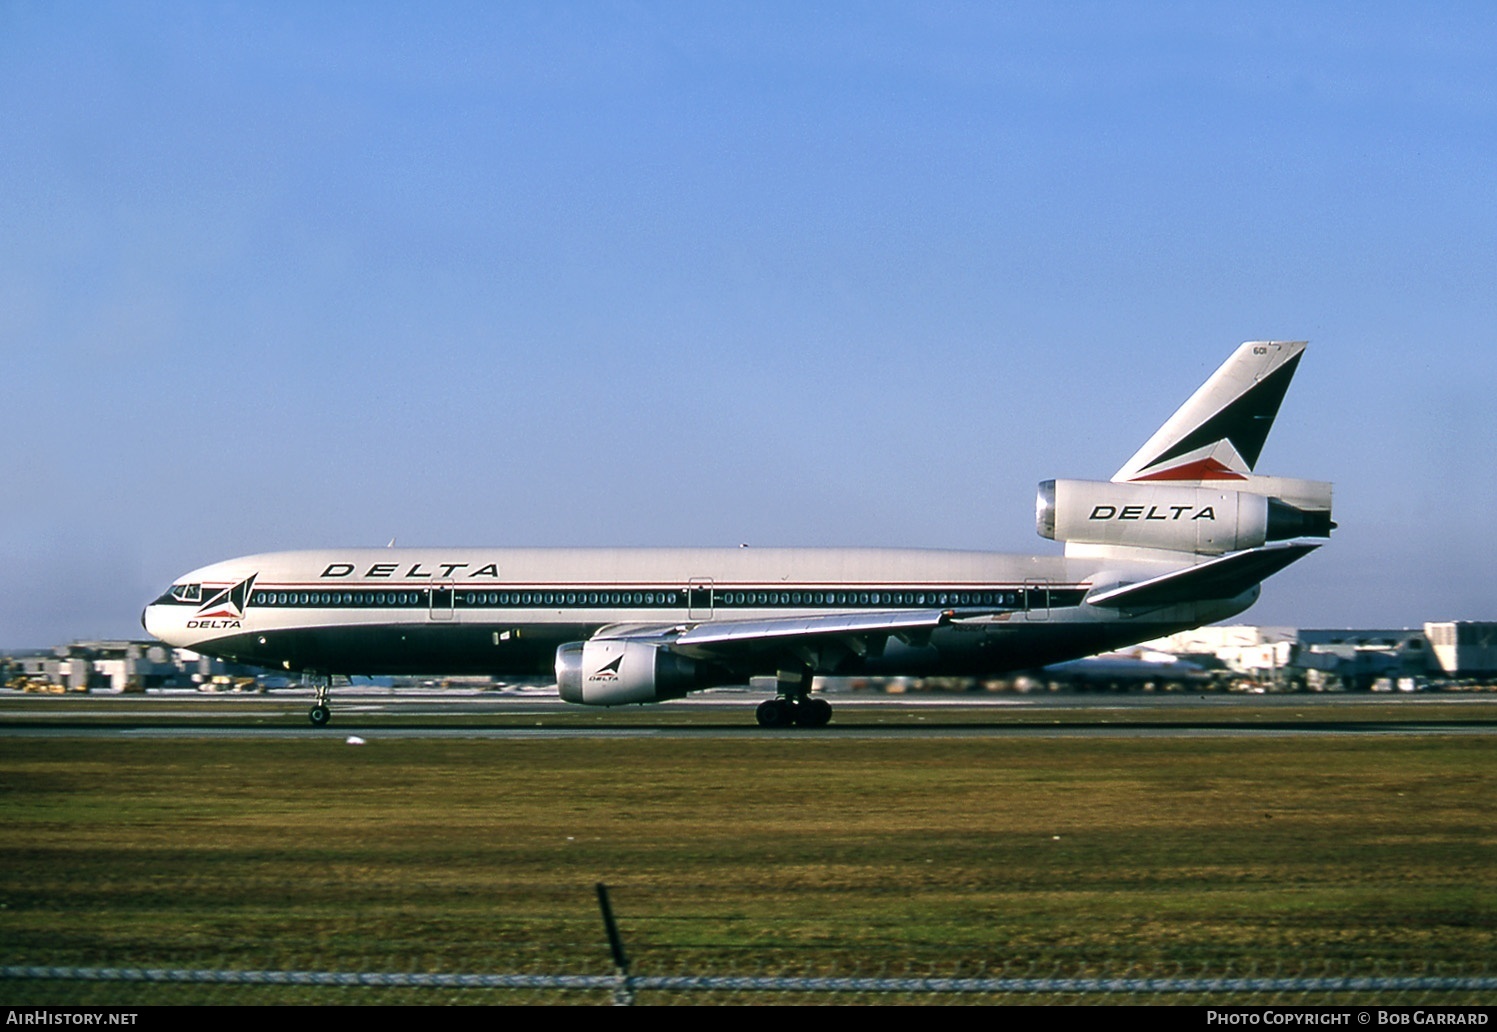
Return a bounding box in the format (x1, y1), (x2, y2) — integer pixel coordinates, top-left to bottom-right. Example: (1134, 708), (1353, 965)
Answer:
(555, 639), (712, 706)
(1037, 478), (1333, 556)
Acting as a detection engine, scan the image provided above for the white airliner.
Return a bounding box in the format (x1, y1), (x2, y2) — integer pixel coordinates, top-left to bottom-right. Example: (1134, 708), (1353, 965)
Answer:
(144, 341), (1333, 727)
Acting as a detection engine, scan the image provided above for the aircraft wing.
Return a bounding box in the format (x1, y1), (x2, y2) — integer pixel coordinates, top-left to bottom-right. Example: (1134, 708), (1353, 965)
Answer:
(1084, 542), (1320, 609)
(590, 608), (957, 665)
(674, 608), (952, 647)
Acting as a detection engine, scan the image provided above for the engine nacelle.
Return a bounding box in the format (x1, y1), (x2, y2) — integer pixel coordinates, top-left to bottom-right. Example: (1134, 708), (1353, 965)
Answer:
(555, 639), (700, 706)
(1037, 479), (1331, 556)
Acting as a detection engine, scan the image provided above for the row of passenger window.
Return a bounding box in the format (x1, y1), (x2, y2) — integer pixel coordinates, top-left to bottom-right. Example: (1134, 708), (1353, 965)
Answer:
(462, 591), (681, 607)
(248, 588), (1077, 609)
(710, 588), (1087, 609)
(251, 590), (686, 608)
(254, 591), (427, 607)
(714, 589), (1027, 607)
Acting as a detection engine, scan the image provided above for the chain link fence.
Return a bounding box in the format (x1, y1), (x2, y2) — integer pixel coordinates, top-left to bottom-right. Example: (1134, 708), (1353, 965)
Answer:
(7, 888), (1494, 1005)
(6, 959), (1495, 1006)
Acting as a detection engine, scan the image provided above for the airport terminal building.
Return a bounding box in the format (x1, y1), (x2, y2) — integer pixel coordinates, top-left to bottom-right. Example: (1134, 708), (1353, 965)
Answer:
(1146, 621), (1496, 691)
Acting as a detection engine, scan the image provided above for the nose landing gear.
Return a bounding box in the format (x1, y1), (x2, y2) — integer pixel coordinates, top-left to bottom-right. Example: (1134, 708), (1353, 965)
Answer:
(306, 673), (332, 727)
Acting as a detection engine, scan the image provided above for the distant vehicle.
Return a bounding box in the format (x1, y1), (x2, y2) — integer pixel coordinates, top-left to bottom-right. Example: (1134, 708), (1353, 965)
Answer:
(144, 341), (1333, 728)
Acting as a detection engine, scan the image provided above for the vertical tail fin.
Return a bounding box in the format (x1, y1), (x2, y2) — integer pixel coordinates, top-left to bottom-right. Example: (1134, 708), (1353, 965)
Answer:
(1113, 341), (1307, 483)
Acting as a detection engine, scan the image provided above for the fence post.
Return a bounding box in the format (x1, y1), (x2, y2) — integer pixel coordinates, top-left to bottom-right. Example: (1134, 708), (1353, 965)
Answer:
(595, 882), (635, 1006)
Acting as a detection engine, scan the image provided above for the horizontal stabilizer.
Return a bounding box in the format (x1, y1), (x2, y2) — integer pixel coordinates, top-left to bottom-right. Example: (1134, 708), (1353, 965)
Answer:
(1085, 542), (1320, 609)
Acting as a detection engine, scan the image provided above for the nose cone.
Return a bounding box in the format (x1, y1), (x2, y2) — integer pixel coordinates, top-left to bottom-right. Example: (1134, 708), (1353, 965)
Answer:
(141, 602), (180, 646)
(141, 603), (162, 641)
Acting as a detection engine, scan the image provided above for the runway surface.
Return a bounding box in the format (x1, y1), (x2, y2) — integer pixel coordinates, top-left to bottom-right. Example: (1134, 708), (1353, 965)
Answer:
(3, 688), (1495, 740)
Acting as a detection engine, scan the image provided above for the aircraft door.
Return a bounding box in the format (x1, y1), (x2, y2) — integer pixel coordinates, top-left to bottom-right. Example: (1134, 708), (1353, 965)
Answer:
(1023, 579), (1050, 622)
(688, 578), (714, 621)
(429, 580), (455, 621)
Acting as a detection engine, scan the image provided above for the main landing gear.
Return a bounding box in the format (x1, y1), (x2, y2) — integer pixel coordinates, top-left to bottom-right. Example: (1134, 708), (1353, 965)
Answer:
(755, 668), (832, 728)
(307, 673), (332, 727)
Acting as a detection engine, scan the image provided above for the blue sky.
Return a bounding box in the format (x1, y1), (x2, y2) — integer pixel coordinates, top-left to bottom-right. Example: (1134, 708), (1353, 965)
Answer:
(2, 2), (1494, 646)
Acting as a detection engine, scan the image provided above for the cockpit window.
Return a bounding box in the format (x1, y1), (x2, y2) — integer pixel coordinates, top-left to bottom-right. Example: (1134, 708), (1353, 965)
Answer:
(170, 583), (202, 603)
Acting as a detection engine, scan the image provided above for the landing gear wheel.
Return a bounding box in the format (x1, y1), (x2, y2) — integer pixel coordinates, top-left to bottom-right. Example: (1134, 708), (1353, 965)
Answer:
(756, 698), (795, 728)
(795, 697), (832, 728)
(306, 671), (332, 728)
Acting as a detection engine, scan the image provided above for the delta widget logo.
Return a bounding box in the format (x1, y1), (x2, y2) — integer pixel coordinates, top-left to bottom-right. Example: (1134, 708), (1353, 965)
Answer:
(189, 574), (257, 629)
(588, 655), (623, 682)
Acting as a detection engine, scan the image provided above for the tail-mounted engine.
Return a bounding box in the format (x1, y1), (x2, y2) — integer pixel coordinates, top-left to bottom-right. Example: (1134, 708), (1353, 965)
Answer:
(556, 639), (706, 706)
(1037, 478), (1333, 556)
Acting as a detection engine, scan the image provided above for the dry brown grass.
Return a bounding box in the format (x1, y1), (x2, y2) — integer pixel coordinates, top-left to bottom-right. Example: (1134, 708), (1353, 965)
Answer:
(2, 732), (1492, 980)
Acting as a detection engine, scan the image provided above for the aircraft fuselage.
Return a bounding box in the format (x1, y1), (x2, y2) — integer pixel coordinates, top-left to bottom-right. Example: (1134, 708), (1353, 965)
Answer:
(143, 545), (1253, 680)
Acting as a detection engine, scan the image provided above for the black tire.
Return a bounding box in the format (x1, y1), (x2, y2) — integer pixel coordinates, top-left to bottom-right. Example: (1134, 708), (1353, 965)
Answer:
(756, 698), (792, 728)
(796, 697), (832, 728)
(309, 705), (330, 727)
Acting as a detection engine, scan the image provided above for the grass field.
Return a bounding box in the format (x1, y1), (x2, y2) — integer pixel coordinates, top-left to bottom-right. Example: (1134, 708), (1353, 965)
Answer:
(3, 720), (1493, 988)
(1, 694), (1492, 1003)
